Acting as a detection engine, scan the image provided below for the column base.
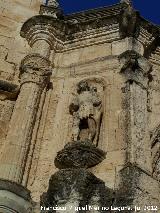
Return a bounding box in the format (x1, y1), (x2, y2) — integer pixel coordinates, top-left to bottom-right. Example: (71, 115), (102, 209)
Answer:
(0, 179), (33, 213)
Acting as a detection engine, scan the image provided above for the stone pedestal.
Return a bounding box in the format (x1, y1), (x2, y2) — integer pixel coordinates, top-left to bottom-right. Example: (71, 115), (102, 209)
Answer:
(40, 140), (113, 213)
(41, 168), (113, 213)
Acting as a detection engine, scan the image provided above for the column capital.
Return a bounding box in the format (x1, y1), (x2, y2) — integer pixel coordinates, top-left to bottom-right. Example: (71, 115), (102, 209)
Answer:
(20, 15), (65, 49)
(20, 53), (52, 86)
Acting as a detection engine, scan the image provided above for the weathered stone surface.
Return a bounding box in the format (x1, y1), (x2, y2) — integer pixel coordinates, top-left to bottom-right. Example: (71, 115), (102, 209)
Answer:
(115, 165), (160, 211)
(0, 1), (160, 212)
(54, 140), (106, 169)
(40, 169), (113, 213)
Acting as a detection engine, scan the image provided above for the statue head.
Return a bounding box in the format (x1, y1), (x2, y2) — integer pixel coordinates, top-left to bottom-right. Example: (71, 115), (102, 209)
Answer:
(45, 0), (59, 8)
(77, 81), (90, 94)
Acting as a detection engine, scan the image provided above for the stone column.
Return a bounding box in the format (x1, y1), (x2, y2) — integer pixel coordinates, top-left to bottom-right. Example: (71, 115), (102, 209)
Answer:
(114, 51), (160, 211)
(0, 15), (59, 213)
(0, 54), (51, 183)
(119, 50), (152, 172)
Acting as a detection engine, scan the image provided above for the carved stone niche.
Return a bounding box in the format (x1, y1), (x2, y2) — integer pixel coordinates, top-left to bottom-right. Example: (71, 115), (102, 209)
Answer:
(69, 79), (105, 147)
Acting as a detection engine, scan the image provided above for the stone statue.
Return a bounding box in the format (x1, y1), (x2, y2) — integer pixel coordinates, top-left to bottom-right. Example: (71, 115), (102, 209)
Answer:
(69, 81), (103, 145)
(120, 0), (132, 5)
(119, 1), (138, 39)
(45, 0), (59, 8)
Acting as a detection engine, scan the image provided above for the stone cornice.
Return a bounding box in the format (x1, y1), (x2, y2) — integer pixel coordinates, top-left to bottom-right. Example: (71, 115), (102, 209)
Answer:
(20, 2), (160, 55)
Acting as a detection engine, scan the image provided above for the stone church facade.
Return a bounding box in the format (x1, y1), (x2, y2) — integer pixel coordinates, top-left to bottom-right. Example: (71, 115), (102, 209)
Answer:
(0, 0), (159, 212)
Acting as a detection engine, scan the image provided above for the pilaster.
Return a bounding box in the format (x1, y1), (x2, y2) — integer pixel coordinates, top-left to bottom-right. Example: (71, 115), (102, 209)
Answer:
(115, 51), (160, 211)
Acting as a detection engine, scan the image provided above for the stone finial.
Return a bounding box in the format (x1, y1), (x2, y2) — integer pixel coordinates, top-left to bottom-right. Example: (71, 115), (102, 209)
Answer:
(41, 0), (63, 18)
(45, 0), (59, 8)
(120, 0), (132, 5)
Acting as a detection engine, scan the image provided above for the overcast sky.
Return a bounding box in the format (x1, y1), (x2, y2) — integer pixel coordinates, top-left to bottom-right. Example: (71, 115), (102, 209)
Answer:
(59, 0), (160, 25)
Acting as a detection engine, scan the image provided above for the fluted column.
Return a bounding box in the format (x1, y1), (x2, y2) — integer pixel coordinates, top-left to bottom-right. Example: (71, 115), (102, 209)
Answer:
(0, 13), (63, 184)
(0, 13), (63, 213)
(0, 54), (51, 183)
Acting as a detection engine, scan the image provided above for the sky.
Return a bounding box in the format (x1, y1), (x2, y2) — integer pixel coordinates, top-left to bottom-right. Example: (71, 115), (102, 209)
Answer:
(59, 0), (160, 25)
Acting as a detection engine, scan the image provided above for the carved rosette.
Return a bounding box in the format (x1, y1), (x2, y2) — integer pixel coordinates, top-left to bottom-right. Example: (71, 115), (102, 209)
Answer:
(20, 54), (52, 86)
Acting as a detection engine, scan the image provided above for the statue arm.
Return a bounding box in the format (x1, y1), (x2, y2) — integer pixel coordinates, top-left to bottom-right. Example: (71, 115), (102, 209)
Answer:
(69, 97), (79, 115)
